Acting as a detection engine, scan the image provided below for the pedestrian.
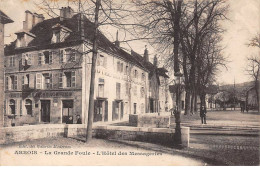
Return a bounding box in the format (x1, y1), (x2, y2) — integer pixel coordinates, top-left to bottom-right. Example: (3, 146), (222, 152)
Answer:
(200, 105), (207, 124)
(76, 115), (82, 124)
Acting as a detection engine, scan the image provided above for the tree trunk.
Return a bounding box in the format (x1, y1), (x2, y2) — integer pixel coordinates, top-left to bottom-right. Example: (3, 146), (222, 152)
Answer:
(194, 91), (198, 113)
(190, 90), (195, 114)
(184, 89), (190, 115)
(86, 0), (101, 142)
(255, 79), (259, 112)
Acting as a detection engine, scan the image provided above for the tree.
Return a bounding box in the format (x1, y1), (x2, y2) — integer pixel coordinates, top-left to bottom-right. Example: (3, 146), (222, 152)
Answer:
(246, 55), (259, 112)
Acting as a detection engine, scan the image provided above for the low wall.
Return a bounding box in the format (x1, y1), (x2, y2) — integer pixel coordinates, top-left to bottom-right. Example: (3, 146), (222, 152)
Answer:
(0, 124), (190, 147)
(129, 114), (170, 128)
(0, 124), (86, 145)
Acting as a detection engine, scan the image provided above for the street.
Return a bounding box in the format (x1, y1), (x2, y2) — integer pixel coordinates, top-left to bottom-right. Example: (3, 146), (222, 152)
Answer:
(180, 110), (260, 165)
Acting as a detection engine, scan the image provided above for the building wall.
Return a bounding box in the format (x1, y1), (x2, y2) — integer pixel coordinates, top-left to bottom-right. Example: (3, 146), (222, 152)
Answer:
(92, 49), (149, 122)
(4, 44), (83, 126)
(0, 23), (4, 127)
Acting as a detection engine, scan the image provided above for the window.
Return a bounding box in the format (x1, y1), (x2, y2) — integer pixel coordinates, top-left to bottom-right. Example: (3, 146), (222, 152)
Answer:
(59, 71), (76, 88)
(43, 73), (52, 89)
(98, 78), (105, 97)
(142, 73), (145, 81)
(22, 53), (32, 66)
(43, 51), (53, 64)
(133, 85), (137, 96)
(59, 49), (66, 63)
(10, 75), (18, 90)
(38, 51), (52, 65)
(140, 87), (145, 98)
(69, 51), (76, 62)
(125, 66), (128, 75)
(5, 76), (9, 90)
(9, 99), (16, 115)
(116, 83), (121, 99)
(117, 61), (120, 72)
(22, 74), (30, 89)
(38, 53), (43, 65)
(52, 30), (60, 43)
(120, 63), (123, 72)
(97, 55), (107, 67)
(9, 56), (15, 67)
(25, 99), (32, 115)
(134, 70), (138, 78)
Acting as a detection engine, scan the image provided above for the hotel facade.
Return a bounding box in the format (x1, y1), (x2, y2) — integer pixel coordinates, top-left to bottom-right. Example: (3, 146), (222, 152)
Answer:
(4, 7), (171, 127)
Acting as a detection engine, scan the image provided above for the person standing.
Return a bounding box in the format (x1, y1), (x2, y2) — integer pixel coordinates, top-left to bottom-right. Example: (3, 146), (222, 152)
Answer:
(200, 106), (207, 124)
(76, 115), (82, 124)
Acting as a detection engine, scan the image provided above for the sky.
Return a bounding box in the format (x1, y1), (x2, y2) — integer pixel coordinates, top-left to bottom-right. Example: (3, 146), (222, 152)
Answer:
(0, 0), (259, 85)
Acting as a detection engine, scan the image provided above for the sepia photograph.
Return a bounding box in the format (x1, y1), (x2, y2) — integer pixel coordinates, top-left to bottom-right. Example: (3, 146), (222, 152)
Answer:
(0, 0), (259, 166)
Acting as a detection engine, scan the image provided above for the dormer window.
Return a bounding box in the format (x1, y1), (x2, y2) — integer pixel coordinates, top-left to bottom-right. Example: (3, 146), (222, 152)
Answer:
(15, 31), (35, 48)
(53, 30), (61, 43)
(51, 24), (72, 43)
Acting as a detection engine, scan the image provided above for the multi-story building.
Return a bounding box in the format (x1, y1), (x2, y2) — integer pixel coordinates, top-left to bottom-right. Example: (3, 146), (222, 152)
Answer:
(0, 10), (13, 129)
(131, 49), (172, 114)
(4, 7), (149, 127)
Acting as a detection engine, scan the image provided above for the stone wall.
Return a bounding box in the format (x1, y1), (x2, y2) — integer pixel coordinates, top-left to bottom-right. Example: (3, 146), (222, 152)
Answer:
(129, 114), (170, 128)
(0, 124), (190, 147)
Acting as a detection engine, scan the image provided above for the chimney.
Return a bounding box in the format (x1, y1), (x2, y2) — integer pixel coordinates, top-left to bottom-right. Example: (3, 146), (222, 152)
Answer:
(32, 13), (44, 27)
(144, 45), (149, 62)
(60, 6), (74, 21)
(115, 30), (120, 47)
(153, 54), (158, 67)
(24, 10), (33, 30)
(78, 13), (85, 40)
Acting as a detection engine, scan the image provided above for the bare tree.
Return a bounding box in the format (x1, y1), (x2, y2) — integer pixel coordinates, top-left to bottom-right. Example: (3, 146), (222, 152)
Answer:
(246, 55), (260, 112)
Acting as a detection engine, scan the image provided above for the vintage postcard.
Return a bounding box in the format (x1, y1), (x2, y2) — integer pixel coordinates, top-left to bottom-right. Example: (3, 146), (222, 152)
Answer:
(0, 0), (259, 166)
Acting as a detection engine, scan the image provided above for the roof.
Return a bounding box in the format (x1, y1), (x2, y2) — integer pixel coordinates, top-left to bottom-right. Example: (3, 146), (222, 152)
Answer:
(131, 50), (169, 78)
(4, 14), (144, 68)
(0, 10), (13, 24)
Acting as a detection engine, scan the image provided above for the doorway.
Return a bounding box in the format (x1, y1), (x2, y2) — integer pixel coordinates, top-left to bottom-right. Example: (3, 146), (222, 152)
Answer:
(41, 100), (50, 122)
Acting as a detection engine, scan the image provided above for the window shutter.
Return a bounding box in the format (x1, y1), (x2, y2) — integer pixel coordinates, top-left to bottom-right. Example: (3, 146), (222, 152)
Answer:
(71, 71), (76, 87)
(59, 50), (63, 63)
(49, 51), (53, 64)
(22, 75), (25, 89)
(59, 72), (63, 88)
(71, 51), (76, 62)
(36, 73), (42, 89)
(29, 74), (34, 88)
(20, 100), (23, 116)
(5, 76), (9, 90)
(14, 76), (18, 90)
(38, 53), (42, 65)
(64, 50), (67, 62)
(9, 57), (12, 66)
(49, 73), (53, 89)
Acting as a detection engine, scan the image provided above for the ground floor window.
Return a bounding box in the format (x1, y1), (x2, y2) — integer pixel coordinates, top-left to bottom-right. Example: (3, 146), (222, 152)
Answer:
(9, 99), (16, 115)
(25, 99), (32, 116)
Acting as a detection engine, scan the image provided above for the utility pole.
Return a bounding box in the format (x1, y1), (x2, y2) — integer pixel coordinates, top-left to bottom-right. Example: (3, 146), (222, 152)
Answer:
(86, 0), (101, 142)
(173, 0), (183, 147)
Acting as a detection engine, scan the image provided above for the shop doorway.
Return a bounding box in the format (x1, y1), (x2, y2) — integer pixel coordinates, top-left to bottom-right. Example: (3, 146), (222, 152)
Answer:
(41, 100), (50, 122)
